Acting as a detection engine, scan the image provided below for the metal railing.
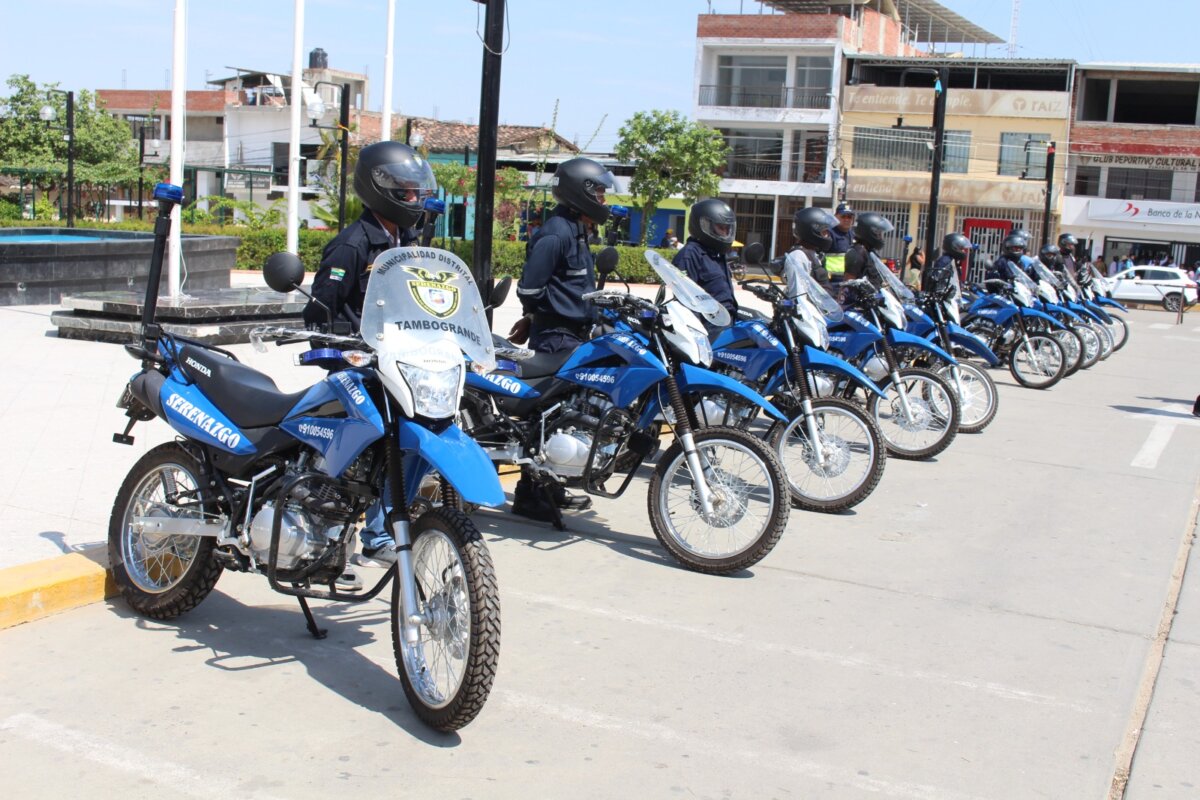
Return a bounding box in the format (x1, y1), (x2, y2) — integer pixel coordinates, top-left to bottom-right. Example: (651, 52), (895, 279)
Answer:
(723, 158), (784, 181)
(700, 85), (832, 110)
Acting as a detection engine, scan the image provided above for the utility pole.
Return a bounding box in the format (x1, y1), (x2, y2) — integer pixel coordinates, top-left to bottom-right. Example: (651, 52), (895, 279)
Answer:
(138, 127), (146, 220)
(472, 0), (505, 319)
(1042, 141), (1056, 248)
(924, 68), (949, 263)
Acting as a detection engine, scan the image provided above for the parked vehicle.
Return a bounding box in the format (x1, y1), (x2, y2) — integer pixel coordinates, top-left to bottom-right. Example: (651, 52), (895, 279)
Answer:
(1110, 266), (1198, 312)
(963, 265), (1067, 390)
(459, 251), (791, 575)
(109, 184), (503, 731)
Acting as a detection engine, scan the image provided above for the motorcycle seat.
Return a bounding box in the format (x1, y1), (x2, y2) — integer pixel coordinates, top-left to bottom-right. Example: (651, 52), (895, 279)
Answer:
(178, 344), (308, 429)
(517, 348), (574, 378)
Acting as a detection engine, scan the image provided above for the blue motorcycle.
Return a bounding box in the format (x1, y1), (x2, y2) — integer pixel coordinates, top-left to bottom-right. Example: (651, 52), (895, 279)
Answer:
(902, 263), (1000, 434)
(827, 253), (961, 460)
(459, 251), (790, 575)
(1073, 263), (1129, 353)
(109, 184), (503, 731)
(706, 250), (887, 512)
(962, 267), (1067, 389)
(1029, 258), (1104, 371)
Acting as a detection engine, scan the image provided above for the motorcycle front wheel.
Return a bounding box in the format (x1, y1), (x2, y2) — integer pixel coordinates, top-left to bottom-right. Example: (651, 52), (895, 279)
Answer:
(1074, 324), (1102, 369)
(1107, 316), (1129, 352)
(935, 361), (998, 434)
(107, 443), (223, 620)
(769, 397), (885, 512)
(1093, 320), (1115, 360)
(392, 507), (500, 732)
(1009, 334), (1065, 389)
(1051, 328), (1083, 376)
(867, 368), (960, 460)
(648, 426), (788, 575)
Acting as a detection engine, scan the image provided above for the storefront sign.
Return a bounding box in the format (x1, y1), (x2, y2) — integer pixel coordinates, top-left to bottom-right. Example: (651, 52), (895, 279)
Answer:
(843, 86), (1069, 119)
(1088, 198), (1200, 226)
(849, 174), (1056, 209)
(1075, 153), (1200, 169)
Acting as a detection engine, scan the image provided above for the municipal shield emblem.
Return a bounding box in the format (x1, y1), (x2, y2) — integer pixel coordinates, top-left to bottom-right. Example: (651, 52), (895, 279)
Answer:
(410, 280), (460, 318)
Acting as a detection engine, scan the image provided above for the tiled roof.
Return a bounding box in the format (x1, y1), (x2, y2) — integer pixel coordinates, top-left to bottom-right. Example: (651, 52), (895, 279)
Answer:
(96, 90), (239, 114)
(400, 117), (578, 155)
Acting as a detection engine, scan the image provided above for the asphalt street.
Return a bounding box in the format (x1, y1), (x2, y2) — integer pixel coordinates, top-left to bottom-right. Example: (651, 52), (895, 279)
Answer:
(0, 279), (1198, 799)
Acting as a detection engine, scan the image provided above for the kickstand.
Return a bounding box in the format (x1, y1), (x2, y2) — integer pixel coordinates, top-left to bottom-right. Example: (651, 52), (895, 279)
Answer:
(296, 595), (327, 640)
(539, 482), (567, 532)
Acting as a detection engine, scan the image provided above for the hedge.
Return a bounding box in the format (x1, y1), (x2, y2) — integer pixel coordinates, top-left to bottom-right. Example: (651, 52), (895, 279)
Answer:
(0, 218), (677, 283)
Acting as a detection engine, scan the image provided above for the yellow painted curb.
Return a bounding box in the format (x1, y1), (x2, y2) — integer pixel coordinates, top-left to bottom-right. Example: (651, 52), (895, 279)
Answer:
(0, 551), (116, 631)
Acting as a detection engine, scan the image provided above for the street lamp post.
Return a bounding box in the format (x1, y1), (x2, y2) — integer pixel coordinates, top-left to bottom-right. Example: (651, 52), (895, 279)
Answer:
(308, 82), (351, 231)
(39, 90), (75, 228)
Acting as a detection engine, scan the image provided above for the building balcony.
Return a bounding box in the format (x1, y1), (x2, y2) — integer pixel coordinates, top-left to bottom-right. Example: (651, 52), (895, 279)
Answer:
(699, 84), (832, 111)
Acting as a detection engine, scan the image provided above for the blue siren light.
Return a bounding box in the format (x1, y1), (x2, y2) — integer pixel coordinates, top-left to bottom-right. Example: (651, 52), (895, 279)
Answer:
(153, 183), (184, 204)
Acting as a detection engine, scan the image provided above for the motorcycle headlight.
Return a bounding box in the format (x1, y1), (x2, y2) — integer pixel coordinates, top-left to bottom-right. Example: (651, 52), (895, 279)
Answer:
(692, 329), (713, 366)
(397, 362), (462, 418)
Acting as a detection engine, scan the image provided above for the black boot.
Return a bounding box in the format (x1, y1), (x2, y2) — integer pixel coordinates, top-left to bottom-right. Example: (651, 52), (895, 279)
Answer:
(549, 483), (592, 511)
(1192, 395), (1200, 417)
(512, 477), (560, 523)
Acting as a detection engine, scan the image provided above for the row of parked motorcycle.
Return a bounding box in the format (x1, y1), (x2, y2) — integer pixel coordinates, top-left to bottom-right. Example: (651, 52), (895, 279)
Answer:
(103, 185), (1131, 732)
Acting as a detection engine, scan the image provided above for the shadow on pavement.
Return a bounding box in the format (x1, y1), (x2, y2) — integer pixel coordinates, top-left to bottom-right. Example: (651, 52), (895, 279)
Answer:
(106, 589), (463, 745)
(1112, 404), (1198, 422)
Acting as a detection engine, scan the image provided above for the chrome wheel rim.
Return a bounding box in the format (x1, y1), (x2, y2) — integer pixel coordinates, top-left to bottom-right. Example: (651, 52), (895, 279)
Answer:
(659, 439), (774, 559)
(120, 462), (203, 594)
(874, 376), (953, 452)
(937, 365), (992, 428)
(778, 407), (874, 501)
(1013, 339), (1062, 384)
(400, 529), (470, 709)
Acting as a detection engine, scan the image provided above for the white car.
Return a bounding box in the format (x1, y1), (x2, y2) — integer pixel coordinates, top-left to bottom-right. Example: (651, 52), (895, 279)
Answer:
(1110, 266), (1198, 311)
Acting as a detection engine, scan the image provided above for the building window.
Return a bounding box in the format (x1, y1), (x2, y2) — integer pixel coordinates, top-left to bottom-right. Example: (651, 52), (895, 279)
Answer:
(1114, 80), (1199, 125)
(793, 55), (833, 109)
(719, 128), (784, 181)
(998, 133), (1050, 179)
(1080, 78), (1110, 122)
(727, 195), (775, 248)
(712, 55), (787, 108)
(273, 142), (321, 187)
(1106, 168), (1173, 201)
(790, 131), (827, 183)
(851, 127), (969, 174)
(1073, 165), (1102, 196)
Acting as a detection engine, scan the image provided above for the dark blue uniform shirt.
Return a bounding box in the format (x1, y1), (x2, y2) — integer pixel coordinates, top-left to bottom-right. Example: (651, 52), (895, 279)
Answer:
(303, 209), (416, 329)
(829, 225), (854, 254)
(674, 238), (737, 323)
(517, 205), (596, 334)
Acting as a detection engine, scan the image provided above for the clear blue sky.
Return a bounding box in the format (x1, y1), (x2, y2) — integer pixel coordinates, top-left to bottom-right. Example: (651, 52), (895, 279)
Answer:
(2, 0), (1198, 153)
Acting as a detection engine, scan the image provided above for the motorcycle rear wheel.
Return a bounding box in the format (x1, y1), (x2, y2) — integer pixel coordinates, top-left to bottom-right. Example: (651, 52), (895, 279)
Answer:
(867, 368), (960, 460)
(768, 397), (885, 512)
(392, 507), (500, 732)
(107, 443), (223, 620)
(1009, 334), (1065, 389)
(648, 426), (788, 575)
(935, 361), (998, 434)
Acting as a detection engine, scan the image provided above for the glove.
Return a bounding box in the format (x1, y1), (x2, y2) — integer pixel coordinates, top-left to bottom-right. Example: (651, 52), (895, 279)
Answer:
(507, 315), (531, 345)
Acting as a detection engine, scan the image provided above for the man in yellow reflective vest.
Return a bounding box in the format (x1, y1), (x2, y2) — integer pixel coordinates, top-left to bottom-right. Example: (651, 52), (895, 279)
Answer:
(825, 203), (855, 281)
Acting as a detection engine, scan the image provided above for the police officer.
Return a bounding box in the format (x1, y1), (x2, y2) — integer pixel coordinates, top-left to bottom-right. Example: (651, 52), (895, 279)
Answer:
(785, 207), (838, 289)
(1038, 243), (1062, 270)
(515, 157), (613, 354)
(924, 232), (971, 294)
(824, 203), (855, 281)
(674, 198), (738, 326)
(302, 141), (432, 331)
(842, 211), (895, 286)
(1057, 233), (1080, 280)
(987, 231), (1029, 282)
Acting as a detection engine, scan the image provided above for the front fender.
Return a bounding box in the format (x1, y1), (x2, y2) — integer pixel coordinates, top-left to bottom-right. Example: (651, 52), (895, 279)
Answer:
(945, 323), (1001, 366)
(1020, 306), (1067, 329)
(1094, 295), (1128, 312)
(887, 327), (957, 365)
(1067, 302), (1105, 324)
(397, 421), (505, 507)
(677, 362), (787, 422)
(791, 345), (886, 398)
(1082, 301), (1114, 323)
(1044, 303), (1084, 324)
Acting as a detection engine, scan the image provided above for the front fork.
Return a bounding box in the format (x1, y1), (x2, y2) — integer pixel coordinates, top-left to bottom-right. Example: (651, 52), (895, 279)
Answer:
(937, 324), (968, 402)
(783, 325), (825, 467)
(664, 373), (717, 516)
(384, 419), (425, 647)
(876, 319), (917, 423)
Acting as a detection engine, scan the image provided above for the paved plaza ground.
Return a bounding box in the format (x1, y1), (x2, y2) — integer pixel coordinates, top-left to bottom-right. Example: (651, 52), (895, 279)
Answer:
(0, 277), (1197, 798)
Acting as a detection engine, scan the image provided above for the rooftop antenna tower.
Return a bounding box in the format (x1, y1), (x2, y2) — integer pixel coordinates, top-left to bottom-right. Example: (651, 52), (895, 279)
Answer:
(1007, 0), (1020, 58)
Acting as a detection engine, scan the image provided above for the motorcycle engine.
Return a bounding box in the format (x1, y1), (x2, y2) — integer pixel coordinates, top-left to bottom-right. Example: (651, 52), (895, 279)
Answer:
(540, 391), (622, 478)
(862, 354), (889, 382)
(248, 502), (341, 571)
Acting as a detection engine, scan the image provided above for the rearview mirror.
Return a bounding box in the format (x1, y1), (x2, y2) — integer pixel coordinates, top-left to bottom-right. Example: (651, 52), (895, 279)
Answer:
(489, 275), (512, 308)
(655, 284), (666, 306)
(742, 241), (765, 266)
(596, 246), (619, 275)
(263, 252), (305, 293)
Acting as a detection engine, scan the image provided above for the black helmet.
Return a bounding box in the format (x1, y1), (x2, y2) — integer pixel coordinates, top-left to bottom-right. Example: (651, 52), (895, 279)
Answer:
(1039, 243), (1061, 267)
(942, 232), (972, 262)
(1057, 232), (1078, 254)
(1002, 232), (1028, 256)
(552, 157), (614, 224)
(353, 141), (437, 229)
(792, 207), (837, 253)
(688, 198), (737, 253)
(851, 212), (894, 252)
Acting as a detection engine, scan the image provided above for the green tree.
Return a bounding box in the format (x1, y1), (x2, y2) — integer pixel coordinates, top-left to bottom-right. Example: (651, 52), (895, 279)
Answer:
(614, 110), (728, 246)
(0, 74), (141, 216)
